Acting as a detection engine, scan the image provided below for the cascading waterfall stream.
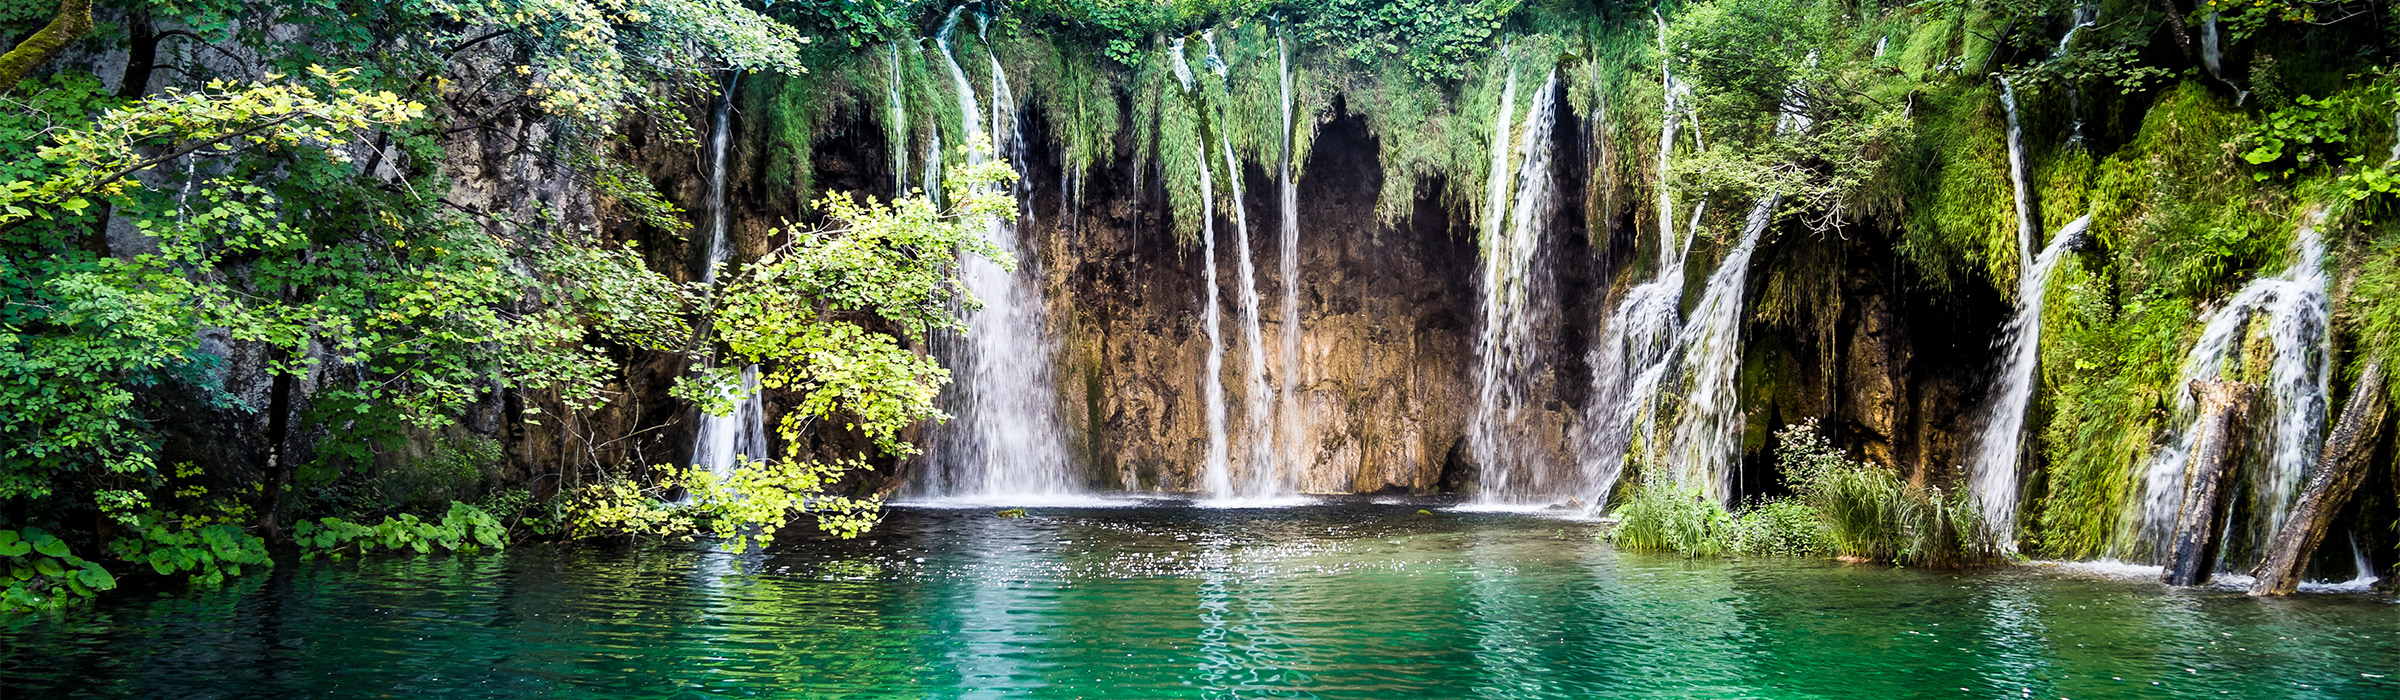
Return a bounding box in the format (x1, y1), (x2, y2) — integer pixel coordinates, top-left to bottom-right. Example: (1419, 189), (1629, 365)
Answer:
(2054, 2), (2097, 141)
(1999, 76), (2037, 281)
(2133, 205), (2331, 562)
(1661, 195), (1777, 504)
(1200, 31), (1288, 503)
(1172, 37), (1236, 499)
(1967, 215), (2092, 548)
(1466, 56), (1518, 500)
(1658, 64), (1814, 505)
(1469, 63), (1567, 505)
(690, 71), (769, 481)
(920, 6), (1075, 499)
(1273, 27), (1306, 490)
(1577, 14), (1699, 507)
(886, 43), (909, 195)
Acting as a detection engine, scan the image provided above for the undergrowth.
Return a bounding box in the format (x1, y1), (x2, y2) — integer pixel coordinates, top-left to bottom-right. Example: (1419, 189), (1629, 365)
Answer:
(1611, 420), (2000, 567)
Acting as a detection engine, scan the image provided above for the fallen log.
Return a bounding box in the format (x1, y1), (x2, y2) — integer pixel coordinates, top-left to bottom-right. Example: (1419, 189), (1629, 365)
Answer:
(2250, 362), (2389, 596)
(2162, 379), (2260, 587)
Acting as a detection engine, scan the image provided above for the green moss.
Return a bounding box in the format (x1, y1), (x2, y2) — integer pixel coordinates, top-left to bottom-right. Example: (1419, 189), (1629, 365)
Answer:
(1892, 83), (2016, 294)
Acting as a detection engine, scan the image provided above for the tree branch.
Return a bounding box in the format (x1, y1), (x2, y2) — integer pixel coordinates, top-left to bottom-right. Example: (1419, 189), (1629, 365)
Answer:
(0, 0), (95, 89)
(81, 113), (305, 193)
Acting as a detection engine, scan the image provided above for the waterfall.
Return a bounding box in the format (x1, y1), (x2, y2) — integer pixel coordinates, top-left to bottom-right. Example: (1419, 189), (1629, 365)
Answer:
(1578, 14), (1699, 507)
(1967, 215), (2092, 548)
(1661, 195), (1777, 504)
(887, 43), (909, 195)
(1170, 37), (1235, 498)
(1999, 77), (2037, 281)
(1273, 28), (1305, 492)
(2199, 12), (2250, 102)
(921, 125), (943, 201)
(1873, 35), (1888, 60)
(919, 6), (1076, 500)
(2054, 3), (2097, 141)
(1224, 130), (1282, 500)
(2347, 531), (2382, 587)
(1655, 59), (1821, 504)
(2134, 206), (2331, 561)
(691, 71), (769, 481)
(1469, 67), (1565, 505)
(2200, 13), (2225, 82)
(2054, 2), (2096, 55)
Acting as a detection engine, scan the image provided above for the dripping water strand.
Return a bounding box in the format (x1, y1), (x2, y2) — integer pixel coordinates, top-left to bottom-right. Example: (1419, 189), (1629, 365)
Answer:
(1171, 37), (1233, 498)
(1274, 25), (1305, 494)
(691, 70), (768, 481)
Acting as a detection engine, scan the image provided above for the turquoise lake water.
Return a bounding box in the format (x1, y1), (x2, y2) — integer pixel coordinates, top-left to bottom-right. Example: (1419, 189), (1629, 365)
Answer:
(3, 499), (2394, 698)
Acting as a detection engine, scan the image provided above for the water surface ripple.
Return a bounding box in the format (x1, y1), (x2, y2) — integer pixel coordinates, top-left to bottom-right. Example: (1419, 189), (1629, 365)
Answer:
(3, 501), (2394, 699)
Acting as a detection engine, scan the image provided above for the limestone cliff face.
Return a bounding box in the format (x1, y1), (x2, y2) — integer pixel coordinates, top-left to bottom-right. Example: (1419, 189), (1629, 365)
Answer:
(1028, 110), (1489, 494)
(792, 89), (1997, 498)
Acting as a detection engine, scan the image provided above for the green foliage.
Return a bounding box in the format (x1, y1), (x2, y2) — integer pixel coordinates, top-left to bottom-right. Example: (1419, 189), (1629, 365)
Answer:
(0, 528), (117, 612)
(293, 502), (507, 559)
(1780, 420), (2000, 567)
(1610, 480), (1832, 559)
(2243, 94), (2359, 181)
(1725, 497), (1833, 558)
(1611, 480), (1732, 557)
(365, 437), (501, 511)
(104, 514), (273, 586)
(1292, 0), (1516, 83)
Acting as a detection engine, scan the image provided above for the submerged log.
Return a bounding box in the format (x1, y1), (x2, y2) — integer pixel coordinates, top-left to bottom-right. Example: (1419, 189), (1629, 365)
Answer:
(2250, 362), (2389, 596)
(2162, 379), (2260, 587)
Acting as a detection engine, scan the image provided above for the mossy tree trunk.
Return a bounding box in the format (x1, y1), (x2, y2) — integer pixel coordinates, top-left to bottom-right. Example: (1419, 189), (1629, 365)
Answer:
(2249, 362), (2389, 596)
(2162, 379), (2260, 587)
(0, 0), (94, 89)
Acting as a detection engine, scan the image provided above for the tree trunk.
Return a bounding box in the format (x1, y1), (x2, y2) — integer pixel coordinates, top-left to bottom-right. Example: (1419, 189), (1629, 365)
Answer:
(118, 13), (157, 100)
(254, 349), (299, 543)
(0, 0), (94, 89)
(2162, 379), (2259, 587)
(2159, 0), (2199, 64)
(2250, 362), (2389, 596)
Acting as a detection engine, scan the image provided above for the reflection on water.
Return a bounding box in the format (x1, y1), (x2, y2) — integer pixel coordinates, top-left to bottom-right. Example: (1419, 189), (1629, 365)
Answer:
(3, 500), (2395, 699)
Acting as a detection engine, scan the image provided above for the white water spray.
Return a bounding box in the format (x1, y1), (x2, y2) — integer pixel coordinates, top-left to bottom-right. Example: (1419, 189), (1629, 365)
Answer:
(691, 72), (769, 481)
(920, 7), (1076, 499)
(1661, 195), (1777, 504)
(1968, 215), (2092, 548)
(1470, 63), (1567, 505)
(1273, 28), (1306, 491)
(1578, 15), (1700, 507)
(2134, 206), (2331, 561)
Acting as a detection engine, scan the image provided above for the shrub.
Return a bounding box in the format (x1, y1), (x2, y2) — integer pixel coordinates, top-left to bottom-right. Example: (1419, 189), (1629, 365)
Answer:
(1611, 480), (1732, 557)
(1779, 420), (2002, 567)
(1726, 497), (1832, 557)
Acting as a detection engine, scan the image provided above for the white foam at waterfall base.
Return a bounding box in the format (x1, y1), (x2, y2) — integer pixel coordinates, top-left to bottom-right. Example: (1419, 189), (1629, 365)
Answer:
(1967, 215), (2091, 549)
(919, 6), (1077, 500)
(690, 71), (768, 481)
(2131, 206), (2330, 562)
(1469, 66), (1568, 506)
